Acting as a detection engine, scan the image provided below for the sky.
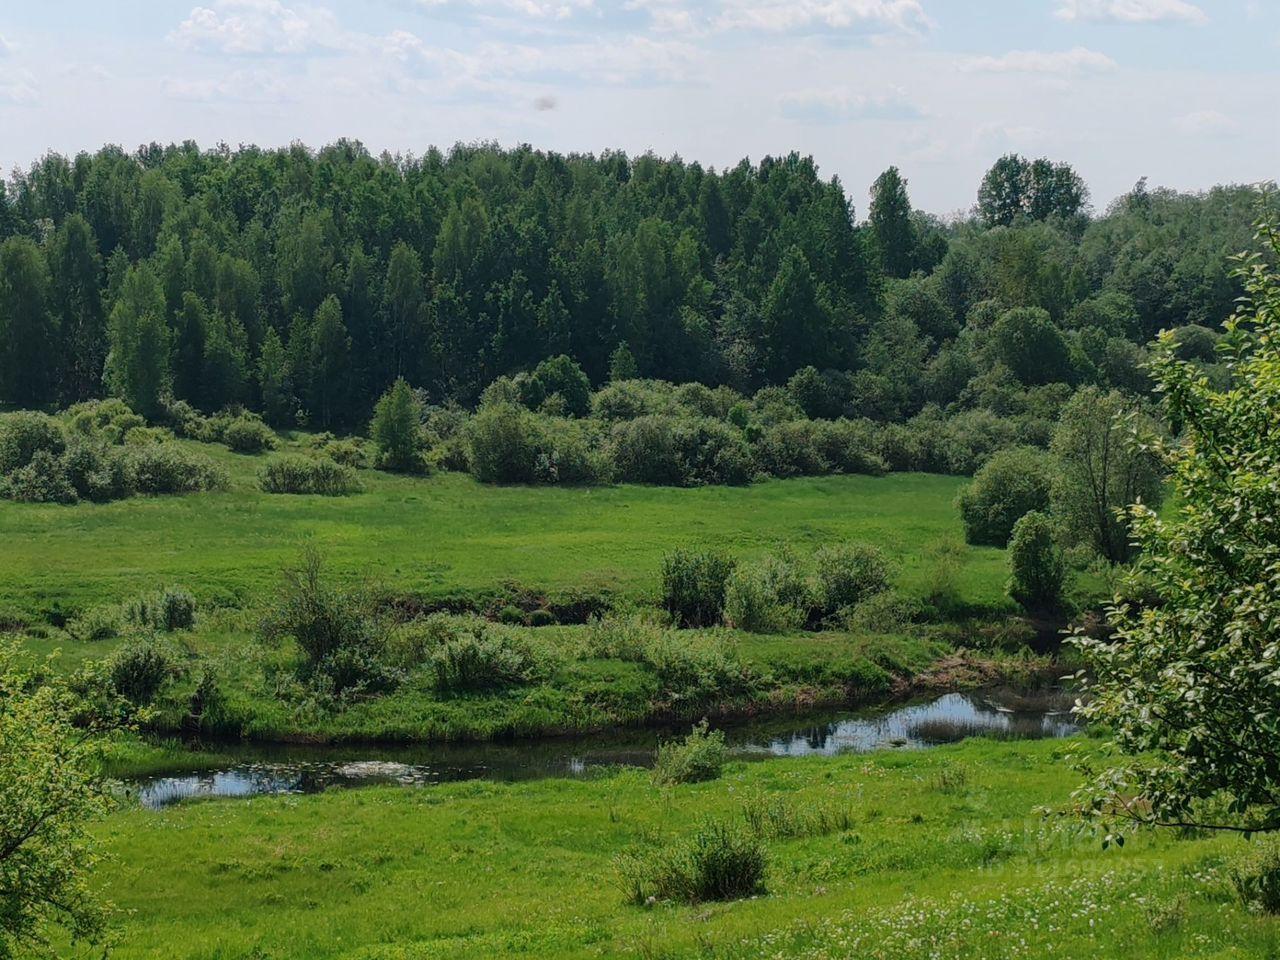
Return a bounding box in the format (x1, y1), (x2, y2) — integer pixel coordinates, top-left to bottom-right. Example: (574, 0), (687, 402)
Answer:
(0, 0), (1275, 215)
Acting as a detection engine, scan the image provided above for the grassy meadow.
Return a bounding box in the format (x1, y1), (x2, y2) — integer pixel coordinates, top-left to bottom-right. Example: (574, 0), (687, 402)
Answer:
(80, 737), (1272, 960)
(0, 434), (1011, 625)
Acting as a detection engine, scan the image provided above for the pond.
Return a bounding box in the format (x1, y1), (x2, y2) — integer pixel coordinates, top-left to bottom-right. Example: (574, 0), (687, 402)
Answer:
(126, 686), (1079, 809)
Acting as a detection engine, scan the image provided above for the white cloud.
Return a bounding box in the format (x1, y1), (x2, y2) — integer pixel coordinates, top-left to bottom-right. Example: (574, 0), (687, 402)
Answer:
(1173, 109), (1239, 136)
(163, 69), (298, 102)
(388, 31), (699, 88)
(1053, 0), (1207, 25)
(415, 0), (595, 18)
(171, 0), (353, 55)
(716, 0), (933, 34)
(625, 0), (701, 35)
(959, 46), (1117, 74)
(0, 34), (14, 56)
(778, 87), (925, 122)
(0, 67), (36, 104)
(533, 94), (558, 110)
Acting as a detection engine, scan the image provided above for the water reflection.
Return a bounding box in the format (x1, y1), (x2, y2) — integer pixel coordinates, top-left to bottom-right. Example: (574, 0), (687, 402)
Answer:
(128, 687), (1078, 809)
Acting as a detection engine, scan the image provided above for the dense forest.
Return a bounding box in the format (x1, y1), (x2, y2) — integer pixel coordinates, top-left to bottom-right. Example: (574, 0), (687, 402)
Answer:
(0, 140), (1268, 435)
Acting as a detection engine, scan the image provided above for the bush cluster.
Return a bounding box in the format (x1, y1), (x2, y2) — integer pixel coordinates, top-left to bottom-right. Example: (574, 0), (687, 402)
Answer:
(439, 362), (1040, 489)
(122, 587), (198, 632)
(652, 720), (728, 786)
(259, 550), (394, 696)
(583, 613), (755, 708)
(1231, 836), (1280, 914)
(106, 634), (176, 706)
(427, 623), (548, 693)
(259, 456), (362, 495)
(221, 413), (278, 454)
(307, 432), (368, 468)
(956, 445), (1055, 546)
(465, 402), (611, 485)
(616, 819), (767, 905)
(0, 411), (226, 504)
(661, 550), (735, 628)
(723, 544), (891, 632)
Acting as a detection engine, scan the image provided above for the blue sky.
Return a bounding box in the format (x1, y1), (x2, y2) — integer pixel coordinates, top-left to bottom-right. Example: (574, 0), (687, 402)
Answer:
(0, 0), (1275, 214)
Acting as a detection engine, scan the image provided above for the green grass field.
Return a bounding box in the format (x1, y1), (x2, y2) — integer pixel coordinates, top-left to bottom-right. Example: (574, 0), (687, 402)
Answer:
(84, 737), (1271, 960)
(0, 436), (1010, 624)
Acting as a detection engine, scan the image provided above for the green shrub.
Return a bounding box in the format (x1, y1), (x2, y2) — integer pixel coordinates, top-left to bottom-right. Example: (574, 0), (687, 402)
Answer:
(922, 537), (967, 619)
(956, 446), (1054, 546)
(318, 437), (367, 469)
(582, 612), (664, 662)
(466, 402), (542, 483)
(122, 425), (173, 446)
(1231, 837), (1280, 914)
(107, 634), (174, 706)
(259, 549), (392, 695)
(592, 379), (673, 421)
(616, 819), (766, 905)
(62, 440), (131, 502)
(381, 614), (459, 669)
(723, 560), (804, 633)
(125, 444), (227, 494)
(652, 720), (727, 786)
(222, 413), (277, 453)
(528, 608), (556, 627)
(67, 604), (123, 643)
(123, 587), (197, 632)
(429, 624), (546, 692)
(813, 543), (891, 614)
(661, 549), (735, 628)
(532, 418), (613, 485)
(531, 355), (592, 418)
(497, 604), (526, 625)
(1007, 511), (1065, 610)
(66, 398), (145, 444)
(609, 415), (682, 484)
(724, 549), (812, 632)
(814, 419), (888, 476)
(754, 420), (827, 478)
(673, 418), (754, 486)
(0, 411), (66, 473)
(643, 631), (753, 706)
(259, 456), (362, 495)
(2, 449), (77, 503)
(846, 591), (923, 633)
(371, 378), (428, 473)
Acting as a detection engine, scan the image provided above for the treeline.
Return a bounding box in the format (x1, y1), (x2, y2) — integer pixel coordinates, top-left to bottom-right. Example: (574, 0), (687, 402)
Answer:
(0, 140), (1268, 431)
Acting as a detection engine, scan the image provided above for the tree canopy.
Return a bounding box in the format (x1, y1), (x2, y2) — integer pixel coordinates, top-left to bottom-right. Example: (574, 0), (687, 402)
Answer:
(0, 140), (1267, 440)
(1074, 217), (1280, 837)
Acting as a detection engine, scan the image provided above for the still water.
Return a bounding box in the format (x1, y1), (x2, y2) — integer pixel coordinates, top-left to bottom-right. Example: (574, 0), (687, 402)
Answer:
(127, 686), (1078, 809)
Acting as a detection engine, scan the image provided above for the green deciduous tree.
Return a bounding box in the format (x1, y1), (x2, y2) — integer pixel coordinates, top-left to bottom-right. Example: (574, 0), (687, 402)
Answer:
(978, 154), (1088, 227)
(1050, 386), (1164, 563)
(1007, 510), (1065, 610)
(1073, 218), (1280, 838)
(989, 307), (1075, 386)
(608, 341), (639, 382)
(47, 214), (104, 402)
(957, 445), (1055, 546)
(1, 644), (116, 956)
(869, 166), (915, 279)
(309, 295), (350, 430)
(761, 247), (832, 382)
(257, 327), (292, 426)
(105, 264), (170, 418)
(370, 377), (425, 473)
(383, 242), (427, 382)
(0, 236), (57, 406)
